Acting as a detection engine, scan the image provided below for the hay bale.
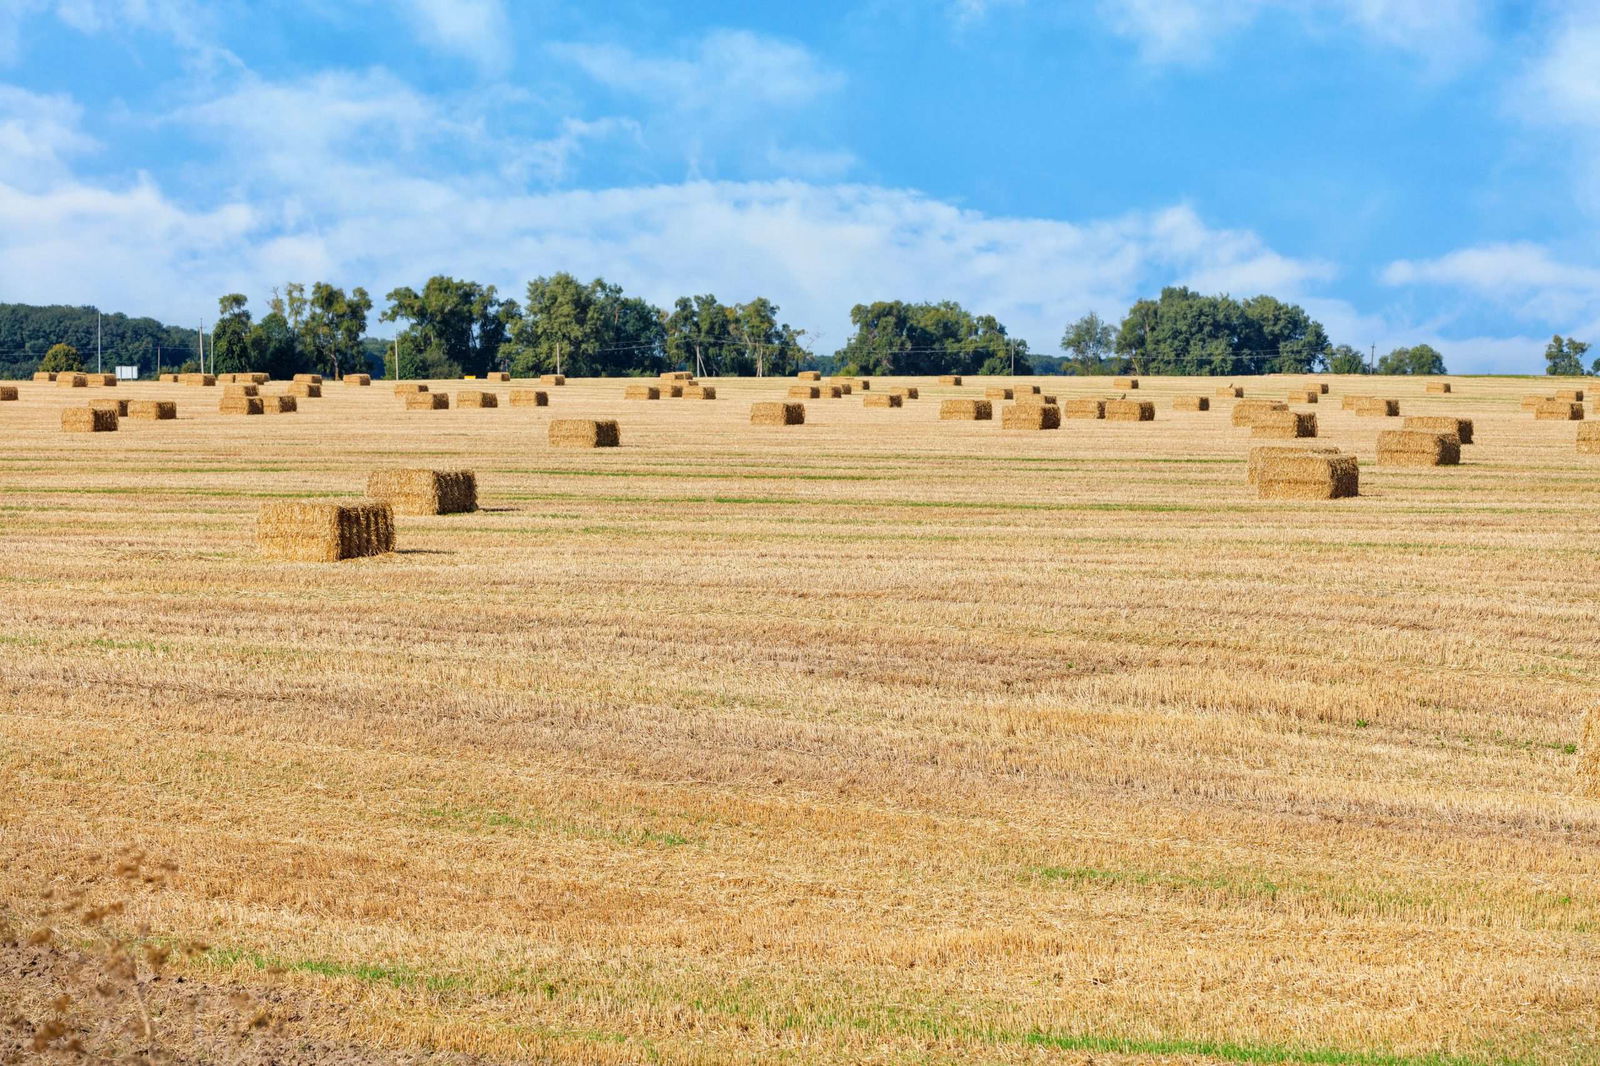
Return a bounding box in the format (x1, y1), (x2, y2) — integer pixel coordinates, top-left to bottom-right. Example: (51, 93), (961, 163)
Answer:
(366, 468), (477, 515)
(510, 388), (549, 407)
(682, 385), (717, 399)
(220, 395), (264, 415)
(1105, 399), (1155, 421)
(1257, 453), (1359, 499)
(1353, 397), (1400, 417)
(938, 375), (962, 386)
(394, 383), (429, 395)
(345, 374), (371, 386)
(1232, 399), (1287, 427)
(89, 399), (130, 417)
(751, 401), (805, 425)
(540, 374), (567, 386)
(158, 373), (179, 383)
(1173, 395), (1210, 411)
(797, 370), (822, 381)
(405, 392), (448, 410)
(456, 390), (498, 408)
(832, 382), (854, 395)
(261, 395), (298, 414)
(1251, 410), (1318, 439)
(1247, 444), (1342, 485)
(1535, 399), (1584, 421)
(61, 406), (117, 432)
(788, 385), (821, 399)
(815, 385), (842, 399)
(889, 387), (919, 400)
(288, 381), (322, 398)
(1377, 430), (1460, 466)
(1425, 382), (1452, 394)
(864, 393), (903, 408)
(1577, 423), (1600, 455)
(1556, 388), (1585, 402)
(940, 399), (993, 421)
(659, 384), (684, 398)
(257, 501), (394, 562)
(625, 385), (661, 400)
(1341, 395), (1368, 410)
(1112, 377), (1138, 389)
(126, 400), (176, 420)
(84, 373), (117, 386)
(0, 385), (17, 401)
(1012, 393), (1058, 406)
(549, 419), (620, 447)
(292, 373), (323, 385)
(1303, 382), (1330, 395)
(1216, 386), (1244, 398)
(1404, 416), (1473, 445)
(56, 373), (87, 388)
(984, 387), (1014, 400)
(1287, 389), (1320, 404)
(179, 373), (215, 386)
(1002, 403), (1060, 429)
(484, 371), (510, 382)
(1064, 398), (1106, 420)
(1013, 384), (1041, 395)
(1520, 394), (1549, 411)
(223, 383), (259, 398)
(32, 372), (56, 382)
(660, 371), (694, 382)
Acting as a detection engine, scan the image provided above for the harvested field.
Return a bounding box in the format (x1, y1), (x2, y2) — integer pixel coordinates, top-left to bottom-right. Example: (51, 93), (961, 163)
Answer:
(1580, 423), (1600, 454)
(1, 374), (1599, 1066)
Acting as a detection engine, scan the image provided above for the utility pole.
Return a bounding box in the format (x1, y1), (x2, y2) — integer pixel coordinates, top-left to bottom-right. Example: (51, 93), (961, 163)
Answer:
(1369, 344), (1375, 375)
(96, 312), (102, 373)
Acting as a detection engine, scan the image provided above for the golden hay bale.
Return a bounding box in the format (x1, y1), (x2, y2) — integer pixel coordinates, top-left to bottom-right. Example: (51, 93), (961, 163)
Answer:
(625, 385), (661, 400)
(660, 371), (694, 382)
(367, 468), (478, 515)
(815, 385), (842, 399)
(288, 381), (322, 398)
(179, 373), (215, 386)
(549, 419), (620, 447)
(223, 383), (259, 398)
(1377, 430), (1460, 466)
(659, 384), (685, 397)
(889, 387), (919, 399)
(856, 380), (872, 391)
(126, 400), (176, 420)
(751, 401), (805, 425)
(1112, 377), (1138, 389)
(257, 501), (394, 562)
(220, 395), (264, 415)
(864, 393), (903, 408)
(84, 373), (117, 386)
(1064, 398), (1106, 419)
(1173, 395), (1211, 411)
(1216, 385), (1244, 398)
(1232, 399), (1287, 427)
(0, 385), (17, 401)
(938, 375), (962, 385)
(292, 373), (323, 385)
(405, 392), (449, 410)
(1425, 382), (1452, 394)
(682, 385), (717, 399)
(456, 390), (498, 408)
(540, 374), (566, 386)
(1556, 388), (1585, 402)
(1303, 382), (1330, 394)
(484, 371), (510, 382)
(1013, 384), (1041, 395)
(509, 388), (549, 407)
(1247, 444), (1341, 485)
(345, 374), (371, 386)
(394, 383), (429, 395)
(89, 399), (130, 417)
(1534, 399), (1584, 421)
(1002, 403), (1060, 430)
(940, 399), (992, 420)
(1251, 410), (1318, 439)
(1287, 389), (1320, 404)
(261, 395), (298, 414)
(832, 382), (854, 395)
(1404, 416), (1473, 445)
(788, 385), (821, 398)
(32, 371), (56, 382)
(1105, 399), (1155, 421)
(1012, 393), (1058, 406)
(1520, 394), (1549, 410)
(158, 373), (178, 383)
(797, 370), (822, 381)
(56, 373), (87, 388)
(1258, 453), (1359, 499)
(62, 406), (117, 432)
(1341, 394), (1368, 410)
(984, 387), (1014, 400)
(1353, 397), (1400, 417)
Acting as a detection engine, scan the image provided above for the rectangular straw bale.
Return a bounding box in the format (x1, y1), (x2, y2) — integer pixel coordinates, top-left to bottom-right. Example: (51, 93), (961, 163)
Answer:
(257, 501), (394, 562)
(1257, 453), (1359, 499)
(292, 374), (323, 384)
(658, 384), (685, 397)
(394, 383), (428, 395)
(1216, 386), (1244, 398)
(56, 373), (87, 388)
(940, 399), (992, 420)
(1012, 393), (1057, 406)
(1377, 430), (1460, 466)
(456, 390), (498, 408)
(625, 385), (661, 400)
(832, 382), (854, 395)
(1403, 416), (1473, 444)
(223, 383), (259, 398)
(1287, 389), (1320, 403)
(1064, 398), (1105, 419)
(815, 385), (842, 399)
(179, 373), (215, 386)
(889, 387), (918, 399)
(751, 401), (805, 425)
(484, 372), (510, 382)
(245, 373), (269, 384)
(540, 374), (566, 386)
(1112, 377), (1139, 389)
(660, 371), (694, 382)
(984, 387), (1014, 400)
(797, 370), (822, 381)
(220, 395), (264, 415)
(1232, 399), (1287, 427)
(1425, 382), (1452, 394)
(345, 374), (371, 386)
(788, 385), (821, 398)
(288, 381), (322, 398)
(863, 393), (903, 408)
(84, 374), (117, 386)
(89, 399), (130, 416)
(1577, 423), (1600, 454)
(1341, 395), (1369, 410)
(366, 468), (478, 515)
(1002, 403), (1060, 429)
(549, 419), (620, 447)
(1013, 384), (1041, 395)
(261, 395), (298, 414)
(1520, 394), (1549, 410)
(1173, 395), (1210, 411)
(61, 406), (117, 432)
(33, 372), (56, 382)
(1353, 397), (1400, 416)
(1556, 388), (1585, 402)
(126, 400), (176, 420)
(510, 388), (549, 407)
(1534, 399), (1584, 420)
(1303, 382), (1330, 394)
(1105, 399), (1155, 421)
(1251, 410), (1317, 438)
(1247, 444), (1342, 485)
(938, 375), (962, 385)
(158, 373), (179, 383)
(682, 385), (717, 399)
(405, 392), (448, 410)
(0, 386), (17, 400)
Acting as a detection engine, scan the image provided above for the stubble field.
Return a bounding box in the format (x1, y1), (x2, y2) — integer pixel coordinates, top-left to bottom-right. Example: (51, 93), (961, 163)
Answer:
(1, 373), (1598, 1065)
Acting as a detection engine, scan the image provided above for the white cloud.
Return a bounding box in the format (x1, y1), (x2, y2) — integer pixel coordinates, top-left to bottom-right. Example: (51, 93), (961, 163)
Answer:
(1383, 242), (1600, 325)
(0, 84), (97, 190)
(393, 0), (510, 71)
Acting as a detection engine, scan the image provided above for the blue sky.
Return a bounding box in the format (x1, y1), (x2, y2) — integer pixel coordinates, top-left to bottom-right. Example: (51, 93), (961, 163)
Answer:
(1, 0), (1598, 371)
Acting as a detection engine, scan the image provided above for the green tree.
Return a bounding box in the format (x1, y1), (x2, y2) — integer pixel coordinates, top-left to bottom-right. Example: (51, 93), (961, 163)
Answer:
(504, 273), (664, 377)
(1377, 344), (1447, 375)
(301, 283), (373, 379)
(382, 277), (515, 378)
(834, 301), (1026, 375)
(248, 311), (303, 381)
(210, 294), (258, 376)
(1113, 288), (1331, 375)
(1059, 311), (1117, 374)
(39, 342), (84, 373)
(1239, 295), (1331, 373)
(1545, 335), (1591, 376)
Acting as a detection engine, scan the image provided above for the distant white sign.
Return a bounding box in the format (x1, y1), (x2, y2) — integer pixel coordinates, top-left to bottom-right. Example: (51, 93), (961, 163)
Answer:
(115, 365), (139, 381)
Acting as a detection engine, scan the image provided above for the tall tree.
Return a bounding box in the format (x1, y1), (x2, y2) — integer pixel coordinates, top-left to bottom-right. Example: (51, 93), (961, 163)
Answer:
(1326, 344), (1368, 374)
(1114, 288), (1331, 375)
(833, 301), (1027, 375)
(1377, 344), (1447, 375)
(504, 273), (664, 377)
(1544, 335), (1591, 376)
(1059, 311), (1117, 374)
(39, 342), (84, 373)
(382, 277), (515, 378)
(301, 283), (373, 379)
(210, 294), (257, 375)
